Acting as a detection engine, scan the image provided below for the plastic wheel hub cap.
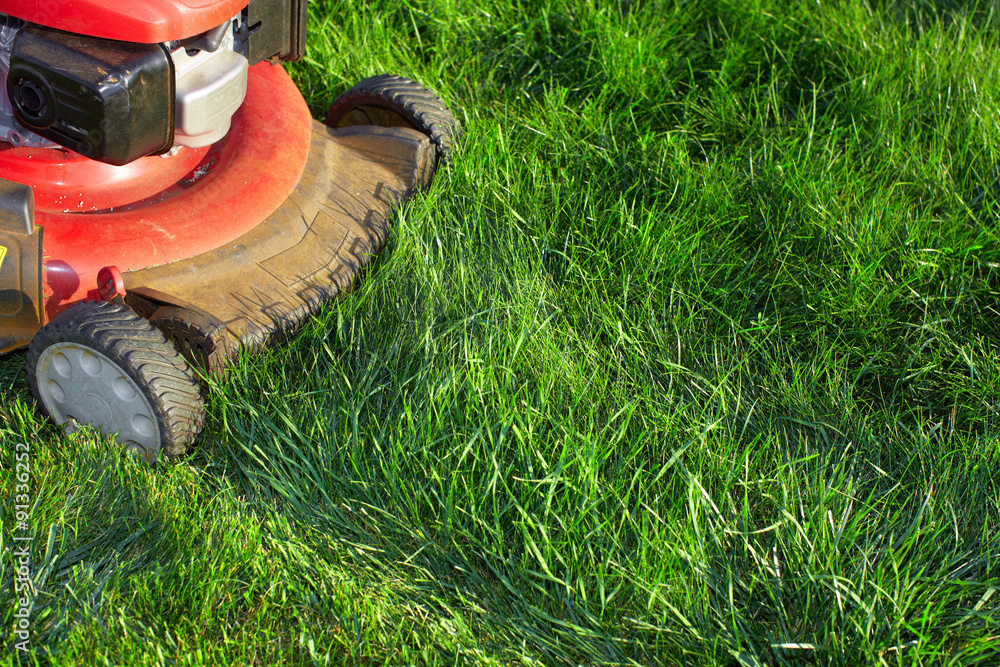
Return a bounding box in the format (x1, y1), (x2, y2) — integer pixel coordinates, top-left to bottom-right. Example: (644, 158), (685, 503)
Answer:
(36, 342), (160, 455)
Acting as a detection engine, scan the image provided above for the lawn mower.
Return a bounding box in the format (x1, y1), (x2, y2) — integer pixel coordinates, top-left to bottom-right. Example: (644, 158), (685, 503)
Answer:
(0, 0), (459, 462)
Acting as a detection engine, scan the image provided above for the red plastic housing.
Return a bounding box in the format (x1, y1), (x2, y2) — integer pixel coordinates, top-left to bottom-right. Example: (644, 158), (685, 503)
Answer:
(0, 64), (313, 321)
(0, 0), (250, 43)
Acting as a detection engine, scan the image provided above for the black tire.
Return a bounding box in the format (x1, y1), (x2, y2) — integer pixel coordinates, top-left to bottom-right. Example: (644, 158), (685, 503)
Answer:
(325, 74), (460, 165)
(26, 300), (205, 462)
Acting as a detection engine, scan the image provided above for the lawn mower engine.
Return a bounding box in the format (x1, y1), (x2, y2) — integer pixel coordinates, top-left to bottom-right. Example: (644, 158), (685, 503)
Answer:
(0, 0), (459, 462)
(0, 1), (304, 160)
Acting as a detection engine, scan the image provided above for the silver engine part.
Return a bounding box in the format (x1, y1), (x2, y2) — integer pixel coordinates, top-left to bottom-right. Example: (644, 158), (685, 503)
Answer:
(170, 23), (249, 149)
(0, 14), (249, 153)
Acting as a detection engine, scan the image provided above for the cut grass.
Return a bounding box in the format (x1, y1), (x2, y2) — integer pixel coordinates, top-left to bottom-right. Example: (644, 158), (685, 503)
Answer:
(2, 0), (1000, 664)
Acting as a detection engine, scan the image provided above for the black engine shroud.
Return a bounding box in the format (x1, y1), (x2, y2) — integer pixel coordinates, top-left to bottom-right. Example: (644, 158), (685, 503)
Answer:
(8, 26), (174, 166)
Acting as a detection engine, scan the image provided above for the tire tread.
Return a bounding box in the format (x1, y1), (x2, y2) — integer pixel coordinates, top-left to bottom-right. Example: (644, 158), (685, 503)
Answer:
(326, 74), (461, 165)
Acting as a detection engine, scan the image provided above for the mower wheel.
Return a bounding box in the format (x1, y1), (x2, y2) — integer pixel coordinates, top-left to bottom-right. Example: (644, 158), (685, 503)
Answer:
(26, 301), (205, 463)
(325, 74), (460, 165)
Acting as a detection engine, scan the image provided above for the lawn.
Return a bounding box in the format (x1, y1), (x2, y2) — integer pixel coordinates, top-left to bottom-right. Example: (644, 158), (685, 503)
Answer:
(2, 0), (1000, 664)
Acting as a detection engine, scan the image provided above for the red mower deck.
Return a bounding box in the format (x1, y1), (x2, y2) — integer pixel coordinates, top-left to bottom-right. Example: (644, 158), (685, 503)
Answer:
(122, 120), (435, 375)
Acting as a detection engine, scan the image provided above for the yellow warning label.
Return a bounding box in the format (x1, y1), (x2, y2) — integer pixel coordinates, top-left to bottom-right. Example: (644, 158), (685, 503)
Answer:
(0, 245), (6, 270)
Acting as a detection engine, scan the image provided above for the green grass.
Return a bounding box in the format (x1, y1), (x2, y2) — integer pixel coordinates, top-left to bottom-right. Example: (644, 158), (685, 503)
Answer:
(3, 0), (1000, 664)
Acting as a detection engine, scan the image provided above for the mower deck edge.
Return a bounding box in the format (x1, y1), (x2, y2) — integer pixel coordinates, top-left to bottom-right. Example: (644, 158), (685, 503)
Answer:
(120, 121), (435, 374)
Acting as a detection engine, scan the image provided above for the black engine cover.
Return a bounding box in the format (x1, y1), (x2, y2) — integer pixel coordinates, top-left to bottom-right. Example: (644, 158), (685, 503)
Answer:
(8, 26), (174, 166)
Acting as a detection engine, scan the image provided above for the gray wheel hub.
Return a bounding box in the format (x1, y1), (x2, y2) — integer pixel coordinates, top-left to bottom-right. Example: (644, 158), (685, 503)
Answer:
(35, 342), (160, 456)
